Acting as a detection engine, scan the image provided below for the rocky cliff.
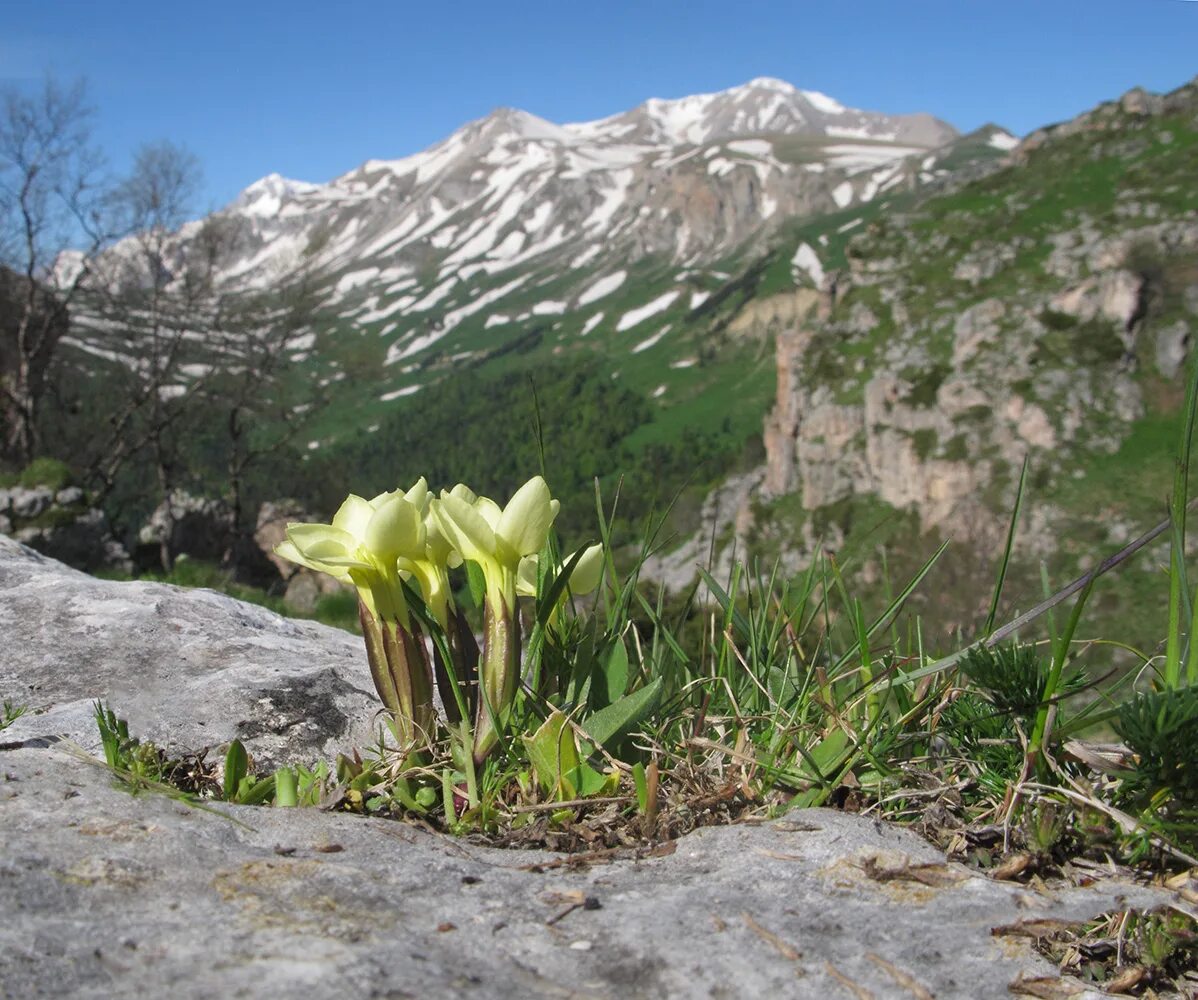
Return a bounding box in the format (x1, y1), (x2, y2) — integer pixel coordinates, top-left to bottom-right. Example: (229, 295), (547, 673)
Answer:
(746, 78), (1198, 634)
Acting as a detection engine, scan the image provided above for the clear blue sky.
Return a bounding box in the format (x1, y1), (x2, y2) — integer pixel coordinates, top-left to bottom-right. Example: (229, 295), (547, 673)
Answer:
(4, 1), (1196, 214)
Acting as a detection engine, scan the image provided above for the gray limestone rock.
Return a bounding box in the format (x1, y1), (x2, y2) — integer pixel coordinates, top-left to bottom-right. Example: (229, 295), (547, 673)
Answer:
(0, 535), (377, 767)
(0, 747), (1177, 1000)
(55, 486), (86, 507)
(138, 489), (232, 564)
(7, 485), (54, 520)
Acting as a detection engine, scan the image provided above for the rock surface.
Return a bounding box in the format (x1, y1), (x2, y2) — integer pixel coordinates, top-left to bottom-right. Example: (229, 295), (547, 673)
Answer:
(0, 535), (377, 767)
(0, 746), (1178, 1000)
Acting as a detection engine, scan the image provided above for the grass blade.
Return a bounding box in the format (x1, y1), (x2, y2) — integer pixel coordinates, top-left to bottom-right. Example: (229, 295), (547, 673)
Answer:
(984, 454), (1029, 637)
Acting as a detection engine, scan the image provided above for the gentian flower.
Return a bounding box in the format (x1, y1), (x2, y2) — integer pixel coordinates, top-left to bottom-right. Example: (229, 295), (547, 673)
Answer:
(430, 476), (559, 761)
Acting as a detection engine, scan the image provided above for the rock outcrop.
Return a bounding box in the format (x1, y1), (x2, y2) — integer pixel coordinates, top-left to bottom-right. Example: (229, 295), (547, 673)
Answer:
(0, 484), (131, 574)
(0, 535), (375, 767)
(255, 499), (349, 611)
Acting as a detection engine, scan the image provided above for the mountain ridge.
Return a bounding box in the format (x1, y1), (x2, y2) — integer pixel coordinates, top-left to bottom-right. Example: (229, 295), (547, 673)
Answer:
(71, 76), (1007, 423)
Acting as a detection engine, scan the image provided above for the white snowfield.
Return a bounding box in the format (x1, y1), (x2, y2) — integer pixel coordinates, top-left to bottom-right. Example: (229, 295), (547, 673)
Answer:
(791, 243), (825, 286)
(616, 290), (681, 332)
(578, 271), (627, 306)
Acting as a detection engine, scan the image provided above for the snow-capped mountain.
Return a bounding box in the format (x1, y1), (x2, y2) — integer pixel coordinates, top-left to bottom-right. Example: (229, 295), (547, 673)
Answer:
(200, 77), (968, 293)
(72, 78), (1014, 419)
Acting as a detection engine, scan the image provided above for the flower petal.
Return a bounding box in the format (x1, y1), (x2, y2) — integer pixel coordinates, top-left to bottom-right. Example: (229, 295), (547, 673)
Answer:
(332, 495), (374, 542)
(404, 476), (430, 512)
(431, 493), (495, 563)
(516, 553), (539, 597)
(568, 543), (604, 595)
(498, 476), (558, 557)
(448, 483), (477, 505)
(474, 496), (502, 531)
(365, 495), (425, 560)
(286, 523), (358, 560)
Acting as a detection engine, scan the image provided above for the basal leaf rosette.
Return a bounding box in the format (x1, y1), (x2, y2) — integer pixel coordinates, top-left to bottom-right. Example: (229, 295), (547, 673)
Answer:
(277, 482), (435, 747)
(430, 476), (560, 762)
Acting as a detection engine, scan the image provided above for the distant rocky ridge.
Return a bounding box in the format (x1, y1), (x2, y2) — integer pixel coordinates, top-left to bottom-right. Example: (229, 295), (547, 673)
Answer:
(67, 78), (1007, 411)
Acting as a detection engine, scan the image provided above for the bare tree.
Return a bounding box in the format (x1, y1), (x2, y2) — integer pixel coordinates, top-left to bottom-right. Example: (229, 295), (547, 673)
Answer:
(0, 77), (109, 467)
(80, 192), (324, 572)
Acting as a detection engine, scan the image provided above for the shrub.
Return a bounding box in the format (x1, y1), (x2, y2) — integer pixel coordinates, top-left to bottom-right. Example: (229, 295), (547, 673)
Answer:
(18, 456), (73, 491)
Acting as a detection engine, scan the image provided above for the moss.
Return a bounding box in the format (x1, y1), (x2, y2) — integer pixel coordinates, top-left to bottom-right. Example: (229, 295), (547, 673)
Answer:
(1039, 308), (1079, 332)
(912, 428), (939, 461)
(956, 404), (994, 426)
(903, 363), (952, 408)
(20, 506), (79, 531)
(1032, 318), (1126, 368)
(943, 434), (970, 462)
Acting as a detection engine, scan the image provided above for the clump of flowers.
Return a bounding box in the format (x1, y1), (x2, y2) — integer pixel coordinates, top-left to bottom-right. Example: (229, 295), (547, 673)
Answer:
(277, 476), (601, 764)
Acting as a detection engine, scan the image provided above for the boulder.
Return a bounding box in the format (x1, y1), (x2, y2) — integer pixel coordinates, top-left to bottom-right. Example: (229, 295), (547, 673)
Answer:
(255, 499), (348, 611)
(254, 499), (311, 581)
(14, 507), (133, 576)
(0, 746), (1178, 1000)
(137, 489), (232, 567)
(0, 535), (376, 767)
(6, 485), (54, 519)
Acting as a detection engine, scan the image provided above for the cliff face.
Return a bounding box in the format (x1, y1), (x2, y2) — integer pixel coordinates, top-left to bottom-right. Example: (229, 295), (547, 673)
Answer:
(759, 77), (1198, 573)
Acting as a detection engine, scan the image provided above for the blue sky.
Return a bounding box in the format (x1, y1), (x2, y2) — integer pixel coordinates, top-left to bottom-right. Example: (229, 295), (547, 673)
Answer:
(3, 1), (1196, 214)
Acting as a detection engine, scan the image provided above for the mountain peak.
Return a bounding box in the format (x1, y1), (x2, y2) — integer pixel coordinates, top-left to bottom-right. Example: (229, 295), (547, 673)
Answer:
(741, 76), (798, 94)
(483, 107), (571, 140)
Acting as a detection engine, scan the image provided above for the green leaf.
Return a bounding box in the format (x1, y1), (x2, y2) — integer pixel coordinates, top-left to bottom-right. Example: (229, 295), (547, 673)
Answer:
(581, 677), (662, 749)
(597, 637), (629, 707)
(224, 740), (248, 802)
(796, 728), (850, 783)
(274, 767), (298, 808)
(535, 544), (589, 627)
(237, 774), (277, 806)
(632, 761), (649, 814)
(465, 560), (486, 609)
(569, 762), (618, 798)
(523, 710), (581, 800)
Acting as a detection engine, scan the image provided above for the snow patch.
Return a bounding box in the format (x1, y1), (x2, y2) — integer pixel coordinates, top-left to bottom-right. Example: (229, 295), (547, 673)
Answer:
(581, 312), (604, 336)
(380, 385), (423, 402)
(578, 270), (626, 306)
(631, 324), (671, 353)
(570, 245), (601, 269)
(832, 181), (854, 208)
(616, 290), (681, 332)
(791, 243), (825, 286)
(727, 139), (773, 157)
(707, 157), (737, 178)
(582, 168), (634, 231)
(988, 131), (1020, 151)
(802, 89), (846, 114)
(689, 290), (710, 310)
